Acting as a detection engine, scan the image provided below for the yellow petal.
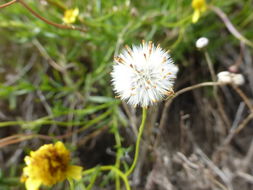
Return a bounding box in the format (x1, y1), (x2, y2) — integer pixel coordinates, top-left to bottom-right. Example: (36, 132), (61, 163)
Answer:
(66, 165), (83, 180)
(24, 156), (31, 165)
(192, 10), (200, 23)
(55, 141), (64, 148)
(63, 8), (79, 24)
(73, 8), (79, 17)
(200, 4), (207, 12)
(25, 178), (41, 190)
(20, 174), (28, 183)
(192, 0), (206, 10)
(22, 166), (30, 177)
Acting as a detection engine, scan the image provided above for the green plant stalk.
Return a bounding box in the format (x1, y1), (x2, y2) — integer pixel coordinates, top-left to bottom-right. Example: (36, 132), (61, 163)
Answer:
(0, 106), (112, 130)
(126, 108), (147, 177)
(114, 113), (122, 190)
(86, 169), (100, 190)
(68, 178), (75, 190)
(0, 102), (115, 128)
(83, 165), (131, 190)
(0, 177), (20, 186)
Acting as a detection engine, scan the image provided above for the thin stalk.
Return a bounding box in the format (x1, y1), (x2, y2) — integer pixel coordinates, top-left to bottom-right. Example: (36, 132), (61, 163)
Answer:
(204, 51), (216, 82)
(0, 0), (17, 8)
(83, 166), (131, 190)
(157, 81), (227, 144)
(210, 5), (253, 48)
(113, 110), (122, 190)
(86, 169), (99, 190)
(126, 108), (147, 177)
(68, 179), (75, 190)
(204, 50), (231, 128)
(18, 0), (87, 32)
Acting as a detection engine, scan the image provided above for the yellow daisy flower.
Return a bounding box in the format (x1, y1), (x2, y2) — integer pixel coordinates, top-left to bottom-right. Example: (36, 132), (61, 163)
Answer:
(192, 0), (207, 23)
(21, 141), (82, 190)
(63, 8), (79, 24)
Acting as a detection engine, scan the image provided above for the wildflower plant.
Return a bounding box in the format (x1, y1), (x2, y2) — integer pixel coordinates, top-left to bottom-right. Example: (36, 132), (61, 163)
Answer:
(21, 142), (82, 190)
(1, 0), (252, 190)
(111, 41), (178, 176)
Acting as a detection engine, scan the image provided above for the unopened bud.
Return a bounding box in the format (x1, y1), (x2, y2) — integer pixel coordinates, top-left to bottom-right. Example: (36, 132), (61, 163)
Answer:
(217, 71), (245, 86)
(196, 37), (209, 49)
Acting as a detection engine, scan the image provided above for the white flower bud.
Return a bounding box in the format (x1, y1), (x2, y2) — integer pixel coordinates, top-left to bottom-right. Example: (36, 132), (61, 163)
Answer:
(217, 71), (245, 86)
(195, 37), (209, 49)
(217, 71), (232, 83)
(233, 74), (245, 85)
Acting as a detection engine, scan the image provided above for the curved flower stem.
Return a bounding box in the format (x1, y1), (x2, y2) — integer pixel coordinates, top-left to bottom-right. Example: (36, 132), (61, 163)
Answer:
(68, 179), (74, 190)
(0, 0), (17, 8)
(102, 166), (130, 190)
(83, 165), (131, 190)
(204, 51), (216, 82)
(210, 5), (253, 48)
(113, 111), (122, 190)
(174, 81), (225, 98)
(157, 81), (227, 142)
(17, 0), (87, 32)
(204, 50), (230, 129)
(126, 108), (147, 177)
(86, 169), (99, 190)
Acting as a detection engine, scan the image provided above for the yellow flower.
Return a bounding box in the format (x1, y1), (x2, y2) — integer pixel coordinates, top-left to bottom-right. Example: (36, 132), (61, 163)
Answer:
(63, 8), (79, 24)
(21, 141), (82, 190)
(192, 0), (207, 23)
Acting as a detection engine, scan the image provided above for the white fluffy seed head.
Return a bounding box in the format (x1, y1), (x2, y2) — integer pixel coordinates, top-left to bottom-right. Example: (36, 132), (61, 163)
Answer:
(111, 41), (179, 107)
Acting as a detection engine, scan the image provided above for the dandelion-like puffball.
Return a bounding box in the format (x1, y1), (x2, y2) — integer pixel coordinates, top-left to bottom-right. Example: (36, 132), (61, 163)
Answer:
(217, 71), (245, 86)
(111, 41), (178, 107)
(195, 37), (209, 49)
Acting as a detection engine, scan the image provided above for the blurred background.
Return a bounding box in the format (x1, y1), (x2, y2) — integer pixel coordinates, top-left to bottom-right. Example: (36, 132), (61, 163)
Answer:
(0, 0), (253, 189)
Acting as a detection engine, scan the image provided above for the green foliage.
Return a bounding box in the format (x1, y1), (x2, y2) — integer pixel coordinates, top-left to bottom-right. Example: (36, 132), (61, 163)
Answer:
(0, 0), (253, 189)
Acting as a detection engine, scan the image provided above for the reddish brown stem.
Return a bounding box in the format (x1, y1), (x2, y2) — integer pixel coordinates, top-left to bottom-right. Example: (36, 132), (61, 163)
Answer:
(18, 0), (87, 32)
(210, 5), (253, 48)
(0, 0), (17, 8)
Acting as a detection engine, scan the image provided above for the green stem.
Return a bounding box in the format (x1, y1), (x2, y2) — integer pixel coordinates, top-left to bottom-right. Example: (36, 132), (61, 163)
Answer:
(83, 165), (131, 190)
(113, 112), (122, 190)
(125, 108), (147, 177)
(86, 168), (100, 190)
(68, 178), (75, 190)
